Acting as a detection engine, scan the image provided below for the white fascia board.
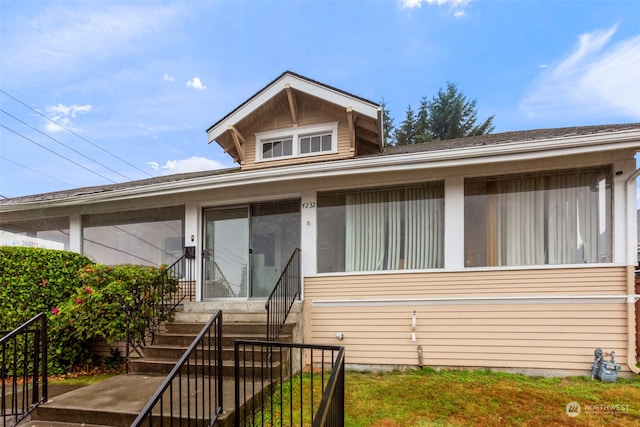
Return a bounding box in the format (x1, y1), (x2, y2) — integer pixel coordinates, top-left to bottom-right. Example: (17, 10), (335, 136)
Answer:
(207, 73), (380, 142)
(4, 129), (640, 210)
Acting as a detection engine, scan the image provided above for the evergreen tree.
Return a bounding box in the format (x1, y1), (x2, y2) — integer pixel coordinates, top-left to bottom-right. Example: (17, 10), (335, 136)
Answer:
(426, 82), (495, 141)
(394, 105), (417, 146)
(414, 96), (432, 144)
(380, 98), (396, 146)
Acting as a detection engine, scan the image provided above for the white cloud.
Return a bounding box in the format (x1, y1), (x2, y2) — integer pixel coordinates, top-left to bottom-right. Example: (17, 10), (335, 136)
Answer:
(186, 77), (207, 91)
(521, 25), (640, 121)
(44, 104), (92, 132)
(401, 0), (471, 17)
(163, 74), (174, 82)
(149, 156), (224, 174)
(1, 4), (180, 76)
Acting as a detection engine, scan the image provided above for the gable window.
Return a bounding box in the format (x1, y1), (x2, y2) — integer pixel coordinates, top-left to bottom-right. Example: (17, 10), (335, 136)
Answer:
(317, 182), (444, 273)
(464, 167), (612, 267)
(262, 138), (293, 159)
(256, 123), (337, 162)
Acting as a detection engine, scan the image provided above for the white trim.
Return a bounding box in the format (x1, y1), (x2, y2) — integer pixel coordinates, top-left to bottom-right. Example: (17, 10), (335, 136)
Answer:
(307, 262), (627, 278)
(254, 122), (338, 162)
(311, 294), (636, 308)
(208, 73), (380, 142)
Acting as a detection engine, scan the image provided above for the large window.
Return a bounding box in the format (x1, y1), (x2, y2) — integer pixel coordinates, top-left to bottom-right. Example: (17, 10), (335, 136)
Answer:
(464, 167), (611, 267)
(0, 217), (69, 250)
(317, 182), (444, 273)
(256, 123), (337, 161)
(83, 206), (184, 266)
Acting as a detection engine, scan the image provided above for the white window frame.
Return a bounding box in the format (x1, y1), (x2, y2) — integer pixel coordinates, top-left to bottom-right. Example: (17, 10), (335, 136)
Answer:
(255, 122), (338, 162)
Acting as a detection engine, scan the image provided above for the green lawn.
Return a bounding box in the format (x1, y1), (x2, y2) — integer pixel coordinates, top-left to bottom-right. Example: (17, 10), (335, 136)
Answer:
(344, 368), (640, 426)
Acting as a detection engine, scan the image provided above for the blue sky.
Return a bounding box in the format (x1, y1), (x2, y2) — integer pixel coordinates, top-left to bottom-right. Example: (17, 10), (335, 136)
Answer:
(1, 0), (639, 199)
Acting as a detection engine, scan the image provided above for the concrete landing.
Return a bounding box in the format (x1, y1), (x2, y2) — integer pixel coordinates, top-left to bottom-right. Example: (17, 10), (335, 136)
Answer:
(26, 374), (254, 427)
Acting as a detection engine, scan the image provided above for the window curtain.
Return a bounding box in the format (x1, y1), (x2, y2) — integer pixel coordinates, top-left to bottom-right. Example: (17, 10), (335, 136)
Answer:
(496, 177), (546, 265)
(345, 186), (443, 271)
(345, 192), (386, 271)
(404, 187), (443, 269)
(494, 171), (602, 266)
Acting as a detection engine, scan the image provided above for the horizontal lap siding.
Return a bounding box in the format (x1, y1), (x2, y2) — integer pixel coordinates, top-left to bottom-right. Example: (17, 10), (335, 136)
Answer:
(304, 267), (629, 373)
(305, 267), (627, 298)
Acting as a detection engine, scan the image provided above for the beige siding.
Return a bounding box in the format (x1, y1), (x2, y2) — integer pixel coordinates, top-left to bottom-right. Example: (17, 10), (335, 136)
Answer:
(304, 267), (630, 374)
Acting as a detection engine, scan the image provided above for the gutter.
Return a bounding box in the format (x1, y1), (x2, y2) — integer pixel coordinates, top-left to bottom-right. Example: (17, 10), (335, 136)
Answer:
(625, 168), (640, 374)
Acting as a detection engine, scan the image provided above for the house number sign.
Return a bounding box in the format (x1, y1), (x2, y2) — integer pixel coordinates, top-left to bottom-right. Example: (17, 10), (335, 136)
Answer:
(301, 201), (316, 209)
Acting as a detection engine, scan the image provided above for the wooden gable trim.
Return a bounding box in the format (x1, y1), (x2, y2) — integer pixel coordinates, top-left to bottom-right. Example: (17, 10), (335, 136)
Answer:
(346, 107), (355, 152)
(207, 72), (380, 143)
(228, 125), (246, 164)
(285, 83), (298, 127)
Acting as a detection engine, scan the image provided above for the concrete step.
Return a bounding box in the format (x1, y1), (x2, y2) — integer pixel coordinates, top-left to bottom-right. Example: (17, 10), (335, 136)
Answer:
(153, 331), (291, 348)
(21, 422), (112, 427)
(128, 358), (282, 377)
(165, 320), (288, 336)
(176, 300), (302, 324)
(143, 344), (287, 362)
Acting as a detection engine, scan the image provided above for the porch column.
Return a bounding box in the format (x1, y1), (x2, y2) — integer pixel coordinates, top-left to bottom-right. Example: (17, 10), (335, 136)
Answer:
(300, 190), (317, 296)
(185, 202), (201, 302)
(444, 176), (464, 269)
(69, 213), (82, 254)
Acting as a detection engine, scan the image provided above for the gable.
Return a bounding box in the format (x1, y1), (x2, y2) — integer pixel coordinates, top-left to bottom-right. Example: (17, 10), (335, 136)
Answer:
(207, 71), (382, 169)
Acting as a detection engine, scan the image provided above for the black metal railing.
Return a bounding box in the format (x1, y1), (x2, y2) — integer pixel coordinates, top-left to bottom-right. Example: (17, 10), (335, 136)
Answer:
(125, 253), (196, 371)
(130, 310), (223, 427)
(265, 248), (301, 342)
(170, 251), (197, 304)
(1, 313), (48, 427)
(234, 340), (345, 427)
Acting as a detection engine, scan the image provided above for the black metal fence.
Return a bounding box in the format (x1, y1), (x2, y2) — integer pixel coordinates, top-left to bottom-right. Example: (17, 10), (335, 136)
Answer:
(234, 340), (345, 427)
(170, 250), (197, 304)
(130, 310), (223, 427)
(265, 248), (301, 342)
(1, 313), (48, 427)
(126, 253), (196, 370)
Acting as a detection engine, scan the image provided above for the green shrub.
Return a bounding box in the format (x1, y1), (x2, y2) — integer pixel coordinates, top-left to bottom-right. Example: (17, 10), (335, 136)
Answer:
(0, 246), (92, 330)
(1, 246), (176, 374)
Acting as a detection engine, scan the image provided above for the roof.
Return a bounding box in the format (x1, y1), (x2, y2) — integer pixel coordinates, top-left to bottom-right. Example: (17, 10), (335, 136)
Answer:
(380, 123), (640, 156)
(0, 167), (240, 205)
(206, 71), (381, 143)
(1, 122), (639, 207)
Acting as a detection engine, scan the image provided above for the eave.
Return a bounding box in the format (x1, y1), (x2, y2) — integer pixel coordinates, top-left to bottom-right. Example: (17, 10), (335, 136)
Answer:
(2, 127), (639, 212)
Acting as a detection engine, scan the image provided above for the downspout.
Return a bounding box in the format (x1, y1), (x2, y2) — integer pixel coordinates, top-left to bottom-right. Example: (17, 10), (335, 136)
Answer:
(625, 167), (640, 374)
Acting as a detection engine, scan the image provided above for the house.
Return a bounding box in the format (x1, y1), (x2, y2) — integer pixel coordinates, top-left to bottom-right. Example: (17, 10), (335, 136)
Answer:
(1, 71), (639, 377)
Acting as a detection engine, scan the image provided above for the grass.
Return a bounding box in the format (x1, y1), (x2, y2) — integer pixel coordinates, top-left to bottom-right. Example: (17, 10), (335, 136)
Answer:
(343, 368), (640, 427)
(251, 368), (640, 426)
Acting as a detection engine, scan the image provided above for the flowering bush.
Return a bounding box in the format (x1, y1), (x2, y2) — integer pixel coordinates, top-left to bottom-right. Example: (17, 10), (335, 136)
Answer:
(1, 247), (177, 374)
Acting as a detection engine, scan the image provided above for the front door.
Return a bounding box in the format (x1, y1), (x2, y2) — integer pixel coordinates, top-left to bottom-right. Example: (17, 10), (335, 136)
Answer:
(203, 207), (249, 298)
(203, 200), (300, 299)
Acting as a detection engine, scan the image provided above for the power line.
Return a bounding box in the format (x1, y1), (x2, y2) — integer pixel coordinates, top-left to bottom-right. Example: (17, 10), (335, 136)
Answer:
(0, 90), (154, 178)
(0, 155), (75, 188)
(1, 108), (133, 181)
(1, 123), (118, 184)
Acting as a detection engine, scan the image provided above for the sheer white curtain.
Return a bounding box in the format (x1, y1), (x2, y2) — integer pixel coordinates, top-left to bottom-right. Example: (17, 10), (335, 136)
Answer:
(496, 172), (602, 266)
(345, 192), (386, 271)
(345, 186), (444, 271)
(496, 177), (546, 266)
(404, 187), (443, 269)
